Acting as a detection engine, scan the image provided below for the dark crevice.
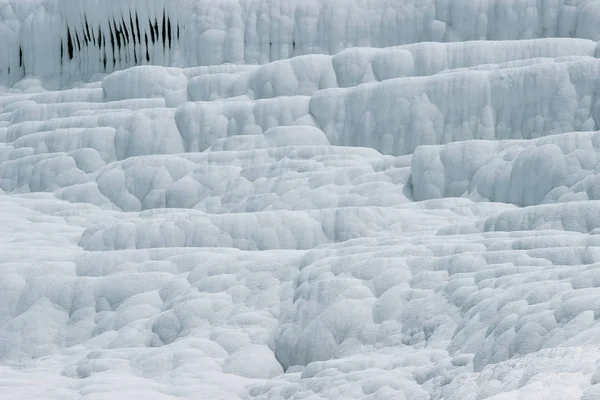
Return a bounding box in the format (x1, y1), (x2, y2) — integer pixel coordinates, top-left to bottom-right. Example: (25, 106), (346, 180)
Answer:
(145, 33), (150, 62)
(67, 27), (74, 59)
(84, 16), (91, 44)
(75, 32), (81, 53)
(19, 46), (23, 67)
(90, 19), (96, 46)
(129, 12), (137, 44)
(113, 20), (121, 50)
(108, 23), (116, 66)
(117, 20), (127, 64)
(161, 10), (166, 49)
(167, 18), (172, 48)
(129, 12), (137, 64)
(122, 17), (129, 44)
(149, 19), (155, 43)
(75, 31), (81, 52)
(135, 13), (141, 45)
(102, 33), (107, 70)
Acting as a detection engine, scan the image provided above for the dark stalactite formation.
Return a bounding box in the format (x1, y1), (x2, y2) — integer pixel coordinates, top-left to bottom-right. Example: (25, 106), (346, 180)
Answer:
(61, 10), (178, 72)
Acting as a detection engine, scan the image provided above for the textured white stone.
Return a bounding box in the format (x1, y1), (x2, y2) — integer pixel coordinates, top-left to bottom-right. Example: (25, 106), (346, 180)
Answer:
(4, 2), (600, 399)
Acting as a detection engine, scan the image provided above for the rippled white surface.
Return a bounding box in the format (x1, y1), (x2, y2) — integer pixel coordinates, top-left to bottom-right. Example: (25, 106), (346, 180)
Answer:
(4, 1), (600, 399)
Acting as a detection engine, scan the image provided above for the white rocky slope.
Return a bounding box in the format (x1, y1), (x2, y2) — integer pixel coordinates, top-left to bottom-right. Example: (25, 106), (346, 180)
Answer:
(4, 1), (600, 399)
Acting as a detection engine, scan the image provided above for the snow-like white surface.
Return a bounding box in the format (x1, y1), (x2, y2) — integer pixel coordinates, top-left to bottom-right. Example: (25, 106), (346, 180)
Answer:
(412, 131), (600, 205)
(5, 2), (600, 399)
(6, 0), (600, 85)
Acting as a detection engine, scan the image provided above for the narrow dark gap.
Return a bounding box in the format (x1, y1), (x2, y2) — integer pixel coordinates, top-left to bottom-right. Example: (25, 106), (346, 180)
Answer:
(125, 21), (131, 63)
(149, 20), (155, 43)
(145, 33), (149, 62)
(117, 21), (127, 63)
(98, 27), (102, 49)
(108, 23), (116, 66)
(98, 36), (102, 65)
(153, 19), (159, 40)
(161, 10), (166, 49)
(102, 36), (107, 70)
(167, 18), (172, 48)
(129, 16), (140, 65)
(75, 31), (81, 52)
(135, 13), (141, 45)
(129, 12), (137, 44)
(90, 20), (96, 46)
(177, 24), (180, 40)
(81, 25), (88, 46)
(60, 42), (64, 63)
(113, 20), (121, 50)
(19, 46), (23, 67)
(121, 18), (130, 64)
(84, 16), (91, 44)
(122, 17), (129, 44)
(8, 67), (10, 74)
(108, 23), (114, 50)
(67, 27), (74, 59)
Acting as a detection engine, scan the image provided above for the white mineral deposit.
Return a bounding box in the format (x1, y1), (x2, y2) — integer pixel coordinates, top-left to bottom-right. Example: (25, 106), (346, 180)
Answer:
(3, 1), (600, 399)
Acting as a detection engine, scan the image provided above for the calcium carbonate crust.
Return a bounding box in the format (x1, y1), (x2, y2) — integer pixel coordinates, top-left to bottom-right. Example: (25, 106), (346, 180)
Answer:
(3, 1), (600, 400)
